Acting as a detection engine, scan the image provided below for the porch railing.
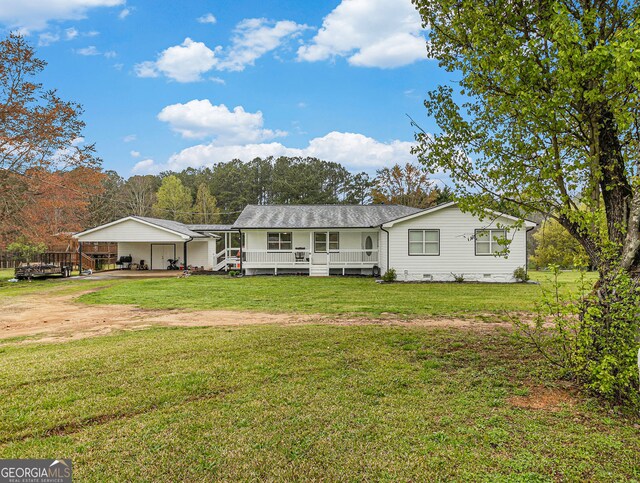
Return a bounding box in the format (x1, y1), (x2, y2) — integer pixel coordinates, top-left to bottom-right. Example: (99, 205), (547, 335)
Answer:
(327, 249), (379, 265)
(240, 249), (378, 266)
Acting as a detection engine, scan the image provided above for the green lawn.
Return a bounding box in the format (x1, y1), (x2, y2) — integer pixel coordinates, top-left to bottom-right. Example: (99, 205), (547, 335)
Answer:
(0, 268), (15, 281)
(76, 270), (598, 317)
(0, 325), (637, 481)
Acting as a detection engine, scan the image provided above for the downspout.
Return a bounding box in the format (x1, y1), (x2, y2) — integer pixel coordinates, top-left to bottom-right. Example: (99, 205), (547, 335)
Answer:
(380, 225), (390, 273)
(78, 241), (83, 274)
(238, 229), (243, 273)
(525, 226), (535, 276)
(184, 236), (192, 269)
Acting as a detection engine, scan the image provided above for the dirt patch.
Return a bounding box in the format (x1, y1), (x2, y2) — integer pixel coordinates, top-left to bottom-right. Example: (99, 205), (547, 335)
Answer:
(0, 288), (517, 344)
(508, 386), (576, 411)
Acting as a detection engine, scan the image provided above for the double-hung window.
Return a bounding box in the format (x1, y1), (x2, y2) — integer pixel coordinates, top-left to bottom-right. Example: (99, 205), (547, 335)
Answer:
(408, 229), (440, 256)
(267, 232), (292, 251)
(475, 229), (506, 255)
(314, 232), (339, 252)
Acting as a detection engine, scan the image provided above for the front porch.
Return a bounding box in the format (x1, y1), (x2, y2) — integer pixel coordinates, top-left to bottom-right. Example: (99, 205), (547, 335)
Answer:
(239, 229), (381, 276)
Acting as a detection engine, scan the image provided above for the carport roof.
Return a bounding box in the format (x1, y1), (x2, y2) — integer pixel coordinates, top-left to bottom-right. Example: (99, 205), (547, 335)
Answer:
(132, 217), (207, 238)
(74, 216), (210, 239)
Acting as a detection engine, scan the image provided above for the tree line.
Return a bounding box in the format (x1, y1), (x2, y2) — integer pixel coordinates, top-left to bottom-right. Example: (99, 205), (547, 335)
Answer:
(89, 159), (454, 226)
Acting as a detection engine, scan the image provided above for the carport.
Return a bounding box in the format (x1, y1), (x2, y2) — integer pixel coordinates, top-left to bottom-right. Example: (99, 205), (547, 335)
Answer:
(74, 216), (219, 271)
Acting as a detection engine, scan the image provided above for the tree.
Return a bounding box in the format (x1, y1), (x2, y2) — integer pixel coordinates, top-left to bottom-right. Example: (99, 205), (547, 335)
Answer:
(7, 236), (46, 262)
(343, 172), (373, 205)
(372, 163), (440, 208)
(192, 183), (220, 224)
(87, 170), (124, 226)
(0, 33), (99, 227)
(121, 175), (158, 217)
(530, 219), (590, 270)
(412, 0), (640, 404)
(153, 175), (192, 223)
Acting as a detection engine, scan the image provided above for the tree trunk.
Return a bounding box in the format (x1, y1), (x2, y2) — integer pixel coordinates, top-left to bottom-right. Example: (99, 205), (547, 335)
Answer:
(596, 109), (632, 247)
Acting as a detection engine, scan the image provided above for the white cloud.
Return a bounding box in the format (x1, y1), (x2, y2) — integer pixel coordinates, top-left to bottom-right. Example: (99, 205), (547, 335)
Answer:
(158, 99), (286, 144)
(104, 50), (117, 58)
(297, 0), (427, 68)
(134, 38), (219, 82)
(135, 131), (416, 174)
(38, 26), (94, 46)
(0, 0), (124, 31)
(131, 159), (159, 175)
(130, 150), (141, 158)
(216, 18), (309, 72)
(197, 13), (217, 24)
(118, 7), (131, 19)
(133, 61), (158, 78)
(76, 45), (100, 56)
(135, 18), (307, 82)
(123, 134), (137, 142)
(209, 76), (225, 85)
(65, 27), (78, 40)
(38, 32), (60, 46)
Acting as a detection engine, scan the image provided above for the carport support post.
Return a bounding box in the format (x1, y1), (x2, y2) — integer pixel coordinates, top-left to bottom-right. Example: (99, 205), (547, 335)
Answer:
(78, 241), (83, 274)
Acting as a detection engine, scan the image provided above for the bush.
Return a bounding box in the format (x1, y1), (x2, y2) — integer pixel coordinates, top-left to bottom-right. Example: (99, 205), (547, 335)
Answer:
(7, 237), (46, 262)
(381, 268), (397, 282)
(513, 266), (529, 283)
(451, 272), (465, 283)
(514, 264), (640, 408)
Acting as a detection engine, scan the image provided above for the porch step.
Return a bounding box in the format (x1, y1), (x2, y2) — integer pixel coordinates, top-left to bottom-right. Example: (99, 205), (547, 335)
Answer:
(309, 265), (329, 277)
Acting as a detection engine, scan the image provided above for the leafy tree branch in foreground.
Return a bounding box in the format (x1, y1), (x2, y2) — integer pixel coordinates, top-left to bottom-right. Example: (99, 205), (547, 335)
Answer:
(413, 0), (640, 405)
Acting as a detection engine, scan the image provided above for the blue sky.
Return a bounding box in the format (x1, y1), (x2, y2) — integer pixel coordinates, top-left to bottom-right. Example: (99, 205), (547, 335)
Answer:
(0, 0), (449, 177)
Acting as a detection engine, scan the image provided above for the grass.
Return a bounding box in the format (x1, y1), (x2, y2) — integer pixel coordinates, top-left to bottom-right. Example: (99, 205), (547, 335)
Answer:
(0, 325), (637, 481)
(75, 270), (598, 317)
(0, 268), (15, 282)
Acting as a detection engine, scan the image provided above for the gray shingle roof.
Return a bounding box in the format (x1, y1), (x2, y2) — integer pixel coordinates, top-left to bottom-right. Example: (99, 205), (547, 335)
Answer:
(186, 224), (236, 232)
(133, 217), (207, 238)
(232, 205), (423, 229)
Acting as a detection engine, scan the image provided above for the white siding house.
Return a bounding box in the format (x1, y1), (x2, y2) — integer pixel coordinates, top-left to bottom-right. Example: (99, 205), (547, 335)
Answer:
(233, 202), (536, 282)
(382, 203), (532, 282)
(74, 202), (536, 281)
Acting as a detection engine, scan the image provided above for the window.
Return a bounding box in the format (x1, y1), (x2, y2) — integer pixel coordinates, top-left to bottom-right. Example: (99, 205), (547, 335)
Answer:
(314, 232), (339, 252)
(267, 232), (292, 251)
(475, 229), (506, 255)
(364, 236), (373, 256)
(408, 230), (440, 255)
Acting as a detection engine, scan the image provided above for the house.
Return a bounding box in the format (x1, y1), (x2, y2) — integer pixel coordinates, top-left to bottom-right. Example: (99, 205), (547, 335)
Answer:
(74, 202), (536, 282)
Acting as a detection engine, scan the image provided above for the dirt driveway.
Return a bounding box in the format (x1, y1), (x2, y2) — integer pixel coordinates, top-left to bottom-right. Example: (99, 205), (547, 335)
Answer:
(0, 288), (514, 343)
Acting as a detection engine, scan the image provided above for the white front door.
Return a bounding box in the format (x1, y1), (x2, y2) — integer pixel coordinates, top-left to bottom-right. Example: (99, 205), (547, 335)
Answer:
(151, 244), (176, 269)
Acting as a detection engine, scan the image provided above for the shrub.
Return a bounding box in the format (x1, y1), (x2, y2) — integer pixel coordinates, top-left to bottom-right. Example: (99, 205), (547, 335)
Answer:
(513, 264), (640, 409)
(513, 266), (529, 283)
(7, 237), (47, 262)
(451, 272), (465, 283)
(381, 268), (397, 282)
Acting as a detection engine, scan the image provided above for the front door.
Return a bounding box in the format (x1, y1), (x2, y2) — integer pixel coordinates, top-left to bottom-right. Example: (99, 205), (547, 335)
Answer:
(361, 233), (378, 262)
(151, 244), (176, 269)
(313, 232), (328, 264)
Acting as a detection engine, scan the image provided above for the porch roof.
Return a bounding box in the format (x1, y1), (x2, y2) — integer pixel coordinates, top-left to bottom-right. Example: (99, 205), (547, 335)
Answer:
(233, 204), (422, 229)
